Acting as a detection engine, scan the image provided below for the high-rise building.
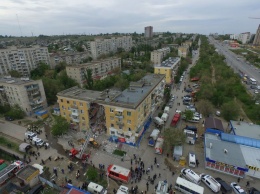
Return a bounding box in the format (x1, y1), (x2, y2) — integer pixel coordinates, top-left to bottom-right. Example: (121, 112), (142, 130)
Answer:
(0, 76), (47, 116)
(0, 45), (50, 76)
(253, 24), (260, 46)
(144, 26), (153, 38)
(87, 36), (132, 59)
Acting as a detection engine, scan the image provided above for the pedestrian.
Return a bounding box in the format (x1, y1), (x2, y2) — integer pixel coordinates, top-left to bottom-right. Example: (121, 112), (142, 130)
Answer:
(172, 171), (175, 176)
(246, 181), (250, 187)
(154, 157), (157, 165)
(41, 159), (45, 165)
(196, 159), (199, 167)
(159, 173), (161, 178)
(146, 182), (149, 191)
(38, 152), (40, 156)
(49, 156), (51, 161)
(61, 169), (64, 174)
(131, 159), (133, 165)
(45, 134), (47, 138)
(157, 163), (159, 168)
(151, 165), (153, 170)
(237, 177), (240, 183)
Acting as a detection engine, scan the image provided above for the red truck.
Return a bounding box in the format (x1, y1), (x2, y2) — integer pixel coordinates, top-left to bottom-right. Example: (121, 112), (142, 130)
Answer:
(171, 113), (181, 126)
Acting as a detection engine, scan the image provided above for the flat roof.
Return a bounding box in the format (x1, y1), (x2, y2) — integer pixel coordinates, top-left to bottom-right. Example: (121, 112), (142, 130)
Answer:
(0, 77), (37, 85)
(205, 117), (224, 131)
(230, 120), (260, 140)
(66, 57), (120, 68)
(16, 165), (39, 180)
(205, 133), (246, 168)
(154, 57), (180, 68)
(58, 74), (165, 109)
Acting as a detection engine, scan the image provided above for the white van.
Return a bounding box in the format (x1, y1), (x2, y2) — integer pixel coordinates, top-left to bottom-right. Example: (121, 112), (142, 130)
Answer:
(188, 116), (200, 123)
(200, 174), (221, 193)
(25, 131), (37, 140)
(181, 168), (201, 185)
(154, 117), (164, 126)
(161, 113), (168, 122)
(164, 106), (170, 114)
(88, 182), (107, 194)
(188, 152), (196, 168)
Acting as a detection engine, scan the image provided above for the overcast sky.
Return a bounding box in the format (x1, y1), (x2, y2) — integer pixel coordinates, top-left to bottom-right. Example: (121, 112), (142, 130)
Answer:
(1, 0), (260, 36)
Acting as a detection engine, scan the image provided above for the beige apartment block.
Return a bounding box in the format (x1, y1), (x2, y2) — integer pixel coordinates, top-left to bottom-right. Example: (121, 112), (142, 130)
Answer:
(0, 76), (47, 116)
(49, 52), (91, 68)
(66, 57), (121, 87)
(57, 74), (165, 145)
(87, 36), (132, 59)
(0, 45), (50, 76)
(151, 47), (170, 65)
(178, 46), (189, 58)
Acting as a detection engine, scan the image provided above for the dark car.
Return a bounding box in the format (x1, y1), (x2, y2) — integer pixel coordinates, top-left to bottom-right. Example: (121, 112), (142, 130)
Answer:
(249, 187), (260, 194)
(5, 116), (14, 121)
(185, 88), (193, 93)
(215, 177), (232, 193)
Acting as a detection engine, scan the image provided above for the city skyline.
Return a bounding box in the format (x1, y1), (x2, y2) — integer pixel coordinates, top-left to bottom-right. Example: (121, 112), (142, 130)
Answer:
(1, 0), (260, 36)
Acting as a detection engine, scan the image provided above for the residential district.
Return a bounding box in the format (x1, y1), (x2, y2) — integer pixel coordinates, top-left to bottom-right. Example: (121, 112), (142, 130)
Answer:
(0, 25), (260, 194)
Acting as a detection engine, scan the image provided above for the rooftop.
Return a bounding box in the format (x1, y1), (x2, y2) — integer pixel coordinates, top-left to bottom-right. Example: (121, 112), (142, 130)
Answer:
(152, 47), (170, 53)
(230, 120), (260, 140)
(205, 133), (246, 168)
(154, 57), (180, 68)
(16, 165), (39, 180)
(205, 117), (224, 131)
(66, 57), (120, 68)
(0, 76), (37, 85)
(58, 74), (165, 109)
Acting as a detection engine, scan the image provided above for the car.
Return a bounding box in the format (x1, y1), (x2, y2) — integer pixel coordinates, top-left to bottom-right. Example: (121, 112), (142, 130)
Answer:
(5, 116), (14, 121)
(256, 101), (260, 105)
(200, 174), (221, 193)
(216, 110), (221, 116)
(167, 101), (173, 108)
(230, 182), (246, 194)
(250, 85), (256, 89)
(117, 185), (129, 194)
(248, 187), (260, 194)
(254, 90), (259, 94)
(185, 88), (193, 93)
(215, 177), (232, 193)
(25, 132), (37, 140)
(176, 110), (182, 113)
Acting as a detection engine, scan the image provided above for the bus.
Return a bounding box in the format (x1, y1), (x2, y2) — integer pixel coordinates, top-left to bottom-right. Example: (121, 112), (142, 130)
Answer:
(249, 78), (257, 85)
(175, 177), (204, 194)
(107, 164), (131, 183)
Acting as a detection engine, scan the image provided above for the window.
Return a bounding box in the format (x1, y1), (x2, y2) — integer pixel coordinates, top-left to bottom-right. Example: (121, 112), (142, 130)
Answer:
(80, 110), (84, 114)
(127, 111), (131, 116)
(110, 116), (114, 120)
(128, 128), (131, 131)
(60, 99), (63, 102)
(111, 131), (115, 135)
(80, 102), (83, 106)
(82, 117), (85, 120)
(127, 120), (131, 124)
(67, 100), (69, 104)
(111, 124), (114, 127)
(73, 101), (76, 105)
(110, 108), (114, 113)
(63, 112), (66, 116)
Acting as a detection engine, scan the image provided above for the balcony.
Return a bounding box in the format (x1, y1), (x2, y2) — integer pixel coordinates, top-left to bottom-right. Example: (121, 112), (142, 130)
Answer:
(116, 121), (124, 126)
(115, 113), (124, 119)
(71, 110), (79, 116)
(26, 85), (39, 91)
(72, 117), (79, 123)
(70, 105), (78, 110)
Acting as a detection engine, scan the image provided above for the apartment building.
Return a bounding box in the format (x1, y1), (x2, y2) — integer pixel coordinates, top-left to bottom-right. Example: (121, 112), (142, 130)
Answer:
(150, 47), (171, 65)
(49, 52), (90, 68)
(0, 76), (47, 116)
(57, 74), (165, 145)
(66, 57), (121, 87)
(253, 24), (260, 46)
(0, 45), (50, 76)
(178, 46), (189, 58)
(154, 57), (181, 84)
(144, 26), (153, 38)
(182, 40), (193, 47)
(87, 36), (132, 59)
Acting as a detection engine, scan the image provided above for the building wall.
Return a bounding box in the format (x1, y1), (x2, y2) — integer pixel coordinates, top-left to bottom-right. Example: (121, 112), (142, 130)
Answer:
(178, 46), (188, 58)
(0, 78), (47, 116)
(57, 96), (90, 130)
(253, 25), (260, 46)
(0, 46), (50, 76)
(151, 47), (170, 65)
(154, 68), (172, 83)
(66, 58), (121, 86)
(145, 26), (153, 38)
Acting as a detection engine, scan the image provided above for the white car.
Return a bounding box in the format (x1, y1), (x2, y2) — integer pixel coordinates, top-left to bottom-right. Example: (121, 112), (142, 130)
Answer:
(255, 90), (259, 94)
(117, 185), (129, 194)
(176, 110), (182, 113)
(25, 131), (37, 140)
(230, 182), (246, 194)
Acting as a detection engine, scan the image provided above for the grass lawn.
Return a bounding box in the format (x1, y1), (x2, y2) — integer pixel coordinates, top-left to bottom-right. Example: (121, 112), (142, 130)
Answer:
(112, 149), (126, 157)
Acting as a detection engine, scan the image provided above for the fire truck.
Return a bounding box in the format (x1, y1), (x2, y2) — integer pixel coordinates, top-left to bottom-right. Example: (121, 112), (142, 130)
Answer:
(0, 160), (24, 185)
(107, 164), (131, 183)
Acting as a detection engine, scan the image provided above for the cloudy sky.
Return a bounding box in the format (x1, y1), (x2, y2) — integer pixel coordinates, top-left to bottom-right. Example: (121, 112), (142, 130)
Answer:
(1, 0), (260, 36)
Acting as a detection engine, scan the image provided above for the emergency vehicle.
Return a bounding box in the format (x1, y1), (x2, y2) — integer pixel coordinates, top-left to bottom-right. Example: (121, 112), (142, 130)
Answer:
(0, 160), (24, 185)
(155, 137), (164, 154)
(107, 164), (131, 183)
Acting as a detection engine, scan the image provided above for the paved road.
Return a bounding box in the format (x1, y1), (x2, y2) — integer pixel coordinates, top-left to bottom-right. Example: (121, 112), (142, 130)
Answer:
(208, 36), (260, 87)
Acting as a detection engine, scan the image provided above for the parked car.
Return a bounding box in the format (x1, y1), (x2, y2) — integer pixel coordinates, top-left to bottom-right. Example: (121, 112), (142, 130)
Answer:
(248, 187), (260, 194)
(25, 132), (37, 140)
(215, 177), (232, 193)
(167, 101), (173, 108)
(216, 110), (221, 116)
(5, 116), (14, 121)
(185, 88), (193, 93)
(200, 174), (221, 193)
(230, 182), (246, 194)
(254, 90), (259, 94)
(250, 85), (257, 89)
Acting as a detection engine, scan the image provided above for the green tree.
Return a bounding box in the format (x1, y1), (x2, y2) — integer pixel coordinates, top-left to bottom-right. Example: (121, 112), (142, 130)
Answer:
(30, 63), (50, 79)
(84, 69), (94, 89)
(183, 110), (194, 121)
(163, 128), (186, 153)
(221, 101), (240, 121)
(0, 104), (11, 114)
(114, 77), (129, 91)
(51, 116), (69, 136)
(196, 100), (213, 117)
(5, 104), (25, 119)
(8, 70), (21, 78)
(86, 166), (98, 182)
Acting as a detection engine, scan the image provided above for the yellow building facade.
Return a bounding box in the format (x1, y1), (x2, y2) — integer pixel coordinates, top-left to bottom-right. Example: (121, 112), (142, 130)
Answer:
(57, 74), (165, 145)
(154, 57), (181, 84)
